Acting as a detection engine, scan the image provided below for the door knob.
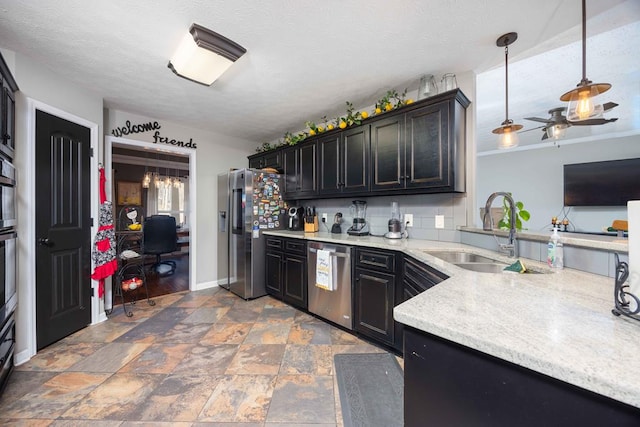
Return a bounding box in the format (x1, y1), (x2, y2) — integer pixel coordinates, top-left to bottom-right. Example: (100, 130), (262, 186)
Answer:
(38, 238), (53, 247)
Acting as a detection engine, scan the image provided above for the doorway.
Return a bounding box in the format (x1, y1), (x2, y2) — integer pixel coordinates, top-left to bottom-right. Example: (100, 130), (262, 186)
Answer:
(104, 136), (196, 306)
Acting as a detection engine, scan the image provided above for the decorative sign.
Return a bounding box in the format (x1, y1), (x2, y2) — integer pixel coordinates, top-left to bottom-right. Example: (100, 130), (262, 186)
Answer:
(110, 120), (197, 149)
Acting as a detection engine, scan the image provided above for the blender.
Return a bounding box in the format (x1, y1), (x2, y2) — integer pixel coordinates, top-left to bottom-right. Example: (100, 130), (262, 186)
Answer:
(347, 200), (369, 236)
(385, 202), (403, 239)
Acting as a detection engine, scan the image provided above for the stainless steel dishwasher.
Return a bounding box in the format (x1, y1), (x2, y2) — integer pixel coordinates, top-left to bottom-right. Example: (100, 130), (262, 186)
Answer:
(307, 241), (353, 330)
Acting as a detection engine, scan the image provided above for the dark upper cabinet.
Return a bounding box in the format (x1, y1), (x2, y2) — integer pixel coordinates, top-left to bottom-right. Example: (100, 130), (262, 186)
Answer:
(370, 115), (405, 191)
(0, 54), (19, 161)
(318, 126), (369, 196)
(248, 89), (469, 200)
(405, 101), (449, 189)
(371, 93), (467, 193)
(248, 150), (282, 171)
(283, 141), (317, 199)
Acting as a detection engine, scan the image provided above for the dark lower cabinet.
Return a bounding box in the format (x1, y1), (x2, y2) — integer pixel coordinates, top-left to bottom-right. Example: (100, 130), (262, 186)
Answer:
(404, 327), (640, 427)
(402, 255), (448, 302)
(265, 236), (307, 310)
(283, 254), (306, 309)
(354, 267), (395, 346)
(354, 248), (401, 350)
(265, 251), (283, 298)
(0, 314), (15, 395)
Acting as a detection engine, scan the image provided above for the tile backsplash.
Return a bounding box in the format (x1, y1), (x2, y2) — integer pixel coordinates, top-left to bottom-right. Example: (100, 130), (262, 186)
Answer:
(293, 193), (469, 242)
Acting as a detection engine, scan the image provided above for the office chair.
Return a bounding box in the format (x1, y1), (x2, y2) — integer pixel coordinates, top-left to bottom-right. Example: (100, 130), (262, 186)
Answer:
(143, 215), (178, 276)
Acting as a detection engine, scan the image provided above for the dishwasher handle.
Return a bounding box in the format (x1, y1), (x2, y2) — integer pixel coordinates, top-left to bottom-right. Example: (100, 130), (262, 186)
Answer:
(308, 247), (350, 258)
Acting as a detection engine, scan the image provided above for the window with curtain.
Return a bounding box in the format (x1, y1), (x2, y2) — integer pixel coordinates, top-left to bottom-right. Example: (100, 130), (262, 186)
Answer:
(146, 176), (189, 227)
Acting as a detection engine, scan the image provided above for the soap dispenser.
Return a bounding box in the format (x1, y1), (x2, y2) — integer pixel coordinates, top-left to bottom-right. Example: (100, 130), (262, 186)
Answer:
(547, 227), (564, 269)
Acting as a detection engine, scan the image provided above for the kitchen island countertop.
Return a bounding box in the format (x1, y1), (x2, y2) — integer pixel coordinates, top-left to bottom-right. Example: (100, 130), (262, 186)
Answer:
(264, 230), (640, 408)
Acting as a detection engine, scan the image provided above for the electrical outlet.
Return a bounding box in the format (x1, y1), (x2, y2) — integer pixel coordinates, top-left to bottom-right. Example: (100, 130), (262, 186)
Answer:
(322, 213), (328, 223)
(435, 215), (445, 229)
(405, 213), (413, 227)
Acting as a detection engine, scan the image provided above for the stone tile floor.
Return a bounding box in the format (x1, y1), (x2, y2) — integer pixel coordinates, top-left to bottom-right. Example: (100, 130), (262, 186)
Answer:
(0, 287), (399, 426)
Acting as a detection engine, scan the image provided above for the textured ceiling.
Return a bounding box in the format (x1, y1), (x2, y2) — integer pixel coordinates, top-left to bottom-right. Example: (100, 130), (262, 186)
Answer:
(0, 0), (638, 153)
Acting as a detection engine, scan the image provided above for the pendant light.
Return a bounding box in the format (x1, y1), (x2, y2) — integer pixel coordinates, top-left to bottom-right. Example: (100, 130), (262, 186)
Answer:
(560, 0), (611, 122)
(492, 32), (522, 149)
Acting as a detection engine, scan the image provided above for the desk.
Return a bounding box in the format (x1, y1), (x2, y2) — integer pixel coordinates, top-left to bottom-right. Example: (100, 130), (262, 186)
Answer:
(177, 228), (189, 252)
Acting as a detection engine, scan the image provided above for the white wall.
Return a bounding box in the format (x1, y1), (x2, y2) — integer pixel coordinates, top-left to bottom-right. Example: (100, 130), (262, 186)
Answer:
(5, 48), (104, 363)
(104, 109), (256, 286)
(477, 134), (640, 232)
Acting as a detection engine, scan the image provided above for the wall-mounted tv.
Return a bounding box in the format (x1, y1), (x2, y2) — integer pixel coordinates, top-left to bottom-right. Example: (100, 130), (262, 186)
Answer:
(564, 158), (640, 206)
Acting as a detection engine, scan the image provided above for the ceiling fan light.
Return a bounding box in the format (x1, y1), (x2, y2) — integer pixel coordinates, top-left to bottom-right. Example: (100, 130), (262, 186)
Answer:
(546, 124), (567, 140)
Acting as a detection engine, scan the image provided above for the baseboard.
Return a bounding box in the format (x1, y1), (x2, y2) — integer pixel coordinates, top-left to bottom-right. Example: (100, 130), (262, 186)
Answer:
(14, 348), (33, 366)
(192, 280), (220, 291)
(91, 312), (108, 325)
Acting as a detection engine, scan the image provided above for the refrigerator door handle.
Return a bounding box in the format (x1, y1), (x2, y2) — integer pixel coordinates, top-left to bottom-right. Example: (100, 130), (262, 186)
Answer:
(231, 188), (243, 235)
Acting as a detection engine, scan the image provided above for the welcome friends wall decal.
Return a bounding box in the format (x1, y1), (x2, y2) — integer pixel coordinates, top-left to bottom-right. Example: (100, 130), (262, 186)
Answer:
(110, 120), (197, 149)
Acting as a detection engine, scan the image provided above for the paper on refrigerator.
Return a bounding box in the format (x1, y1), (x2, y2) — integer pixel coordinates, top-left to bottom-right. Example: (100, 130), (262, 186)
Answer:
(315, 249), (334, 291)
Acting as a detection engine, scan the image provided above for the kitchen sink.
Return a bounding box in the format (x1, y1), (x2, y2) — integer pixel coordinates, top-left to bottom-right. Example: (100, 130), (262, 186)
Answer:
(454, 262), (509, 273)
(425, 250), (547, 274)
(426, 251), (501, 264)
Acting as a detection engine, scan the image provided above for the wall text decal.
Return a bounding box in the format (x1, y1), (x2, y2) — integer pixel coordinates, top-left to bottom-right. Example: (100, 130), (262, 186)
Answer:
(111, 120), (197, 149)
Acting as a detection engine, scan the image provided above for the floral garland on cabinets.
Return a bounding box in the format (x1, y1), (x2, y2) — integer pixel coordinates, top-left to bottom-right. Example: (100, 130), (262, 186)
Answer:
(255, 89), (412, 153)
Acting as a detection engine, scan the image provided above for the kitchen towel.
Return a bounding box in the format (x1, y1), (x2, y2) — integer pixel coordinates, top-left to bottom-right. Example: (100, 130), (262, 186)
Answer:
(315, 249), (334, 291)
(628, 200), (640, 296)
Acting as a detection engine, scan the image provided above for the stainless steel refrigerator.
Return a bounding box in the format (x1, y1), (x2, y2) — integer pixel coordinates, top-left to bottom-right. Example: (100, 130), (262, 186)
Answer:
(219, 168), (285, 299)
(217, 171), (231, 290)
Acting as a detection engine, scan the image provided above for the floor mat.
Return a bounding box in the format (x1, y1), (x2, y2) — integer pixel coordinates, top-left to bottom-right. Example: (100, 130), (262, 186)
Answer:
(334, 352), (404, 427)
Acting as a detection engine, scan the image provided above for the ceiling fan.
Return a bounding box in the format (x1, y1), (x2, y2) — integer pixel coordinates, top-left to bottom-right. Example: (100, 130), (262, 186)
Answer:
(523, 103), (618, 140)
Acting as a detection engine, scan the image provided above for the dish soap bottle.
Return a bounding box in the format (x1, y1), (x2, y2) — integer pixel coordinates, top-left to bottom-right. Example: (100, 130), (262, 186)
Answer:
(547, 227), (564, 269)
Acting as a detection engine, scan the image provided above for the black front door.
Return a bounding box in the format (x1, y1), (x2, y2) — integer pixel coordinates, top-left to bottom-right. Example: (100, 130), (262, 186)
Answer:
(35, 110), (91, 350)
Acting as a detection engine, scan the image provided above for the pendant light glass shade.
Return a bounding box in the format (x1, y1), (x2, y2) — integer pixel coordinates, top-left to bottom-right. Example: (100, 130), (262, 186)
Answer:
(560, 0), (611, 121)
(142, 172), (151, 188)
(494, 122), (522, 149)
(492, 32), (522, 149)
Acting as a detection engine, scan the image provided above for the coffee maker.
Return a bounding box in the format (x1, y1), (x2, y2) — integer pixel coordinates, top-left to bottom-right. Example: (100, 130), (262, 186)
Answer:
(287, 206), (304, 230)
(347, 200), (370, 236)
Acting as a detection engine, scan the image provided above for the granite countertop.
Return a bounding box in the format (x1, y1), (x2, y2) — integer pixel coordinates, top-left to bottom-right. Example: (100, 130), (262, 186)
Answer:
(264, 230), (640, 408)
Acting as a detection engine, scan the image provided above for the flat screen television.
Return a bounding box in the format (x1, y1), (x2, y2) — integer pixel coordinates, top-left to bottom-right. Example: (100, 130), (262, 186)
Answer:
(564, 158), (640, 206)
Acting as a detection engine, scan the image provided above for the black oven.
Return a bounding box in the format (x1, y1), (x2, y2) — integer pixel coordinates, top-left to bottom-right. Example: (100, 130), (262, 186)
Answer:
(0, 230), (17, 324)
(0, 155), (16, 327)
(0, 159), (16, 230)
(0, 156), (16, 396)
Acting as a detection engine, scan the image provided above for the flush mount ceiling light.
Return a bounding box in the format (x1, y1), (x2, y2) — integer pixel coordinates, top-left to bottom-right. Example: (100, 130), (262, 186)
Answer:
(492, 32), (522, 150)
(560, 0), (615, 123)
(168, 23), (246, 86)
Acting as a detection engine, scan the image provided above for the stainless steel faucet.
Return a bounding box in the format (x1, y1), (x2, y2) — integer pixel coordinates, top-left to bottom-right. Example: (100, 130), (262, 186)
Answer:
(483, 192), (519, 258)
